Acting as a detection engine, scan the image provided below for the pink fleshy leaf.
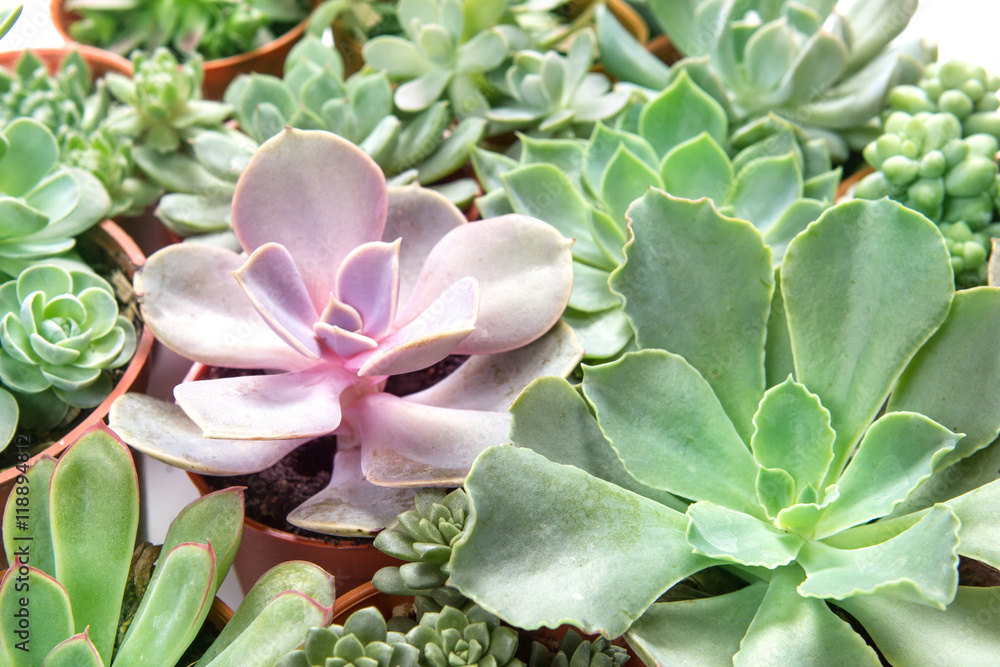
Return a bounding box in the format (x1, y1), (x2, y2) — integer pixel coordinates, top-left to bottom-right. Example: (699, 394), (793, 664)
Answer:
(173, 363), (358, 440)
(319, 297), (363, 331)
(233, 243), (322, 359)
(349, 277), (479, 377)
(108, 394), (307, 474)
(383, 186), (466, 307)
(136, 243), (311, 371)
(286, 448), (419, 536)
(231, 129), (388, 310)
(335, 239), (401, 339)
(397, 215), (574, 355)
(314, 322), (378, 358)
(348, 392), (512, 486)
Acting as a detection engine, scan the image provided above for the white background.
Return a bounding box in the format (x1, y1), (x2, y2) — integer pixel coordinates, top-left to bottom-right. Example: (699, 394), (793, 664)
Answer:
(0, 0), (995, 608)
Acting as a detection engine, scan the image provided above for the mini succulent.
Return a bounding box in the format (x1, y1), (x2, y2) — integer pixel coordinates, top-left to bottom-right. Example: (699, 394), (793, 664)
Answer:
(362, 0), (511, 115)
(889, 60), (1000, 139)
(449, 195), (1000, 665)
(0, 264), (137, 431)
(625, 0), (934, 160)
(373, 488), (471, 610)
(486, 30), (629, 136)
(0, 425), (337, 666)
(276, 607), (419, 667)
(404, 606), (522, 667)
(476, 71), (838, 360)
(528, 631), (628, 667)
(110, 128), (580, 536)
(0, 118), (111, 277)
(66, 0), (310, 61)
(855, 110), (1000, 286)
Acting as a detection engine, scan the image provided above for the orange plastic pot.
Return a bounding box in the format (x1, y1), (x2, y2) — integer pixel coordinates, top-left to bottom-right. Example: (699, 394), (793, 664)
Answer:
(50, 0), (313, 99)
(0, 221), (155, 545)
(0, 42), (132, 77)
(836, 165), (875, 202)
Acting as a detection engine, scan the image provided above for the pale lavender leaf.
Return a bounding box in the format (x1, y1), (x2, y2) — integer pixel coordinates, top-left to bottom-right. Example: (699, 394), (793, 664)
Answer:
(335, 240), (400, 339)
(319, 297), (362, 331)
(108, 394), (307, 474)
(397, 215), (573, 355)
(233, 243), (322, 359)
(173, 364), (356, 439)
(231, 128), (388, 310)
(348, 392), (512, 486)
(136, 244), (311, 371)
(314, 323), (378, 358)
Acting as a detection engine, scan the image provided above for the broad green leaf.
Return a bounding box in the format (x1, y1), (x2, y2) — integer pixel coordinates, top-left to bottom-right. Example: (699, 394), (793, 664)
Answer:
(385, 102), (451, 174)
(23, 169), (109, 242)
(519, 135), (586, 189)
(470, 147), (517, 193)
(762, 197), (827, 265)
(204, 592), (333, 666)
(626, 583), (765, 667)
(156, 194), (232, 236)
(750, 378), (834, 499)
(764, 271), (794, 389)
(451, 446), (710, 638)
(510, 376), (685, 511)
(582, 350), (763, 517)
(589, 208), (626, 266)
(813, 412), (959, 539)
(583, 123), (658, 197)
(594, 4), (670, 90)
(888, 288), (1000, 467)
(195, 562), (335, 666)
(756, 466), (796, 519)
(2, 455), (55, 576)
(892, 439), (1000, 517)
(0, 198), (48, 240)
(600, 146), (662, 224)
(112, 543), (215, 667)
(560, 307), (633, 361)
(50, 428), (138, 664)
(659, 133), (733, 203)
(839, 586), (1000, 667)
(772, 32), (847, 108)
(501, 164), (610, 269)
(803, 169), (841, 204)
(687, 501), (804, 567)
(798, 505), (960, 608)
(415, 117), (486, 184)
(610, 192), (773, 441)
(569, 264), (617, 313)
(158, 488), (245, 596)
(0, 567), (73, 665)
(733, 566), (881, 666)
(133, 148), (236, 195)
(943, 478), (1000, 571)
(0, 386), (16, 452)
(0, 119), (58, 198)
(727, 154), (803, 233)
(743, 19), (799, 91)
(40, 632), (103, 666)
(639, 70), (728, 158)
(781, 199), (954, 487)
(235, 75), (297, 130)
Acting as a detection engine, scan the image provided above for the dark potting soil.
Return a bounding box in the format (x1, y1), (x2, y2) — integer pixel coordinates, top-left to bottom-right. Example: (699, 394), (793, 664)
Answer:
(200, 355), (468, 539)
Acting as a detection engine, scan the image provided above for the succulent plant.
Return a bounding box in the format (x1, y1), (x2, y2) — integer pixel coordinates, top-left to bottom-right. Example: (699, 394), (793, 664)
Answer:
(109, 128), (580, 536)
(404, 605), (522, 667)
(276, 607), (420, 667)
(373, 488), (471, 610)
(486, 30), (630, 136)
(0, 264), (137, 433)
(889, 59), (1000, 139)
(528, 631), (628, 667)
(0, 5), (20, 39)
(621, 0), (934, 160)
(855, 110), (1000, 287)
(363, 0), (512, 115)
(0, 118), (111, 277)
(66, 0), (310, 61)
(0, 425), (337, 666)
(475, 71), (838, 360)
(448, 195), (1000, 664)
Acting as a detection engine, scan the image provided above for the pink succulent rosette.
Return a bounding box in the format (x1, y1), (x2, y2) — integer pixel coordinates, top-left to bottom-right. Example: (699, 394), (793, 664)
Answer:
(110, 128), (580, 535)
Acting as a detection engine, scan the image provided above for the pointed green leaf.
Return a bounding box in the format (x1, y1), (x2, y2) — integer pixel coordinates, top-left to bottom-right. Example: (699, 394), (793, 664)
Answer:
(583, 123), (658, 197)
(594, 4), (670, 90)
(0, 198), (48, 240)
(639, 71), (728, 158)
(765, 271), (794, 389)
(763, 198), (827, 265)
(610, 192), (773, 441)
(560, 307), (633, 361)
(568, 263), (617, 313)
(659, 133), (734, 203)
(941, 478), (1000, 571)
(2, 456), (54, 575)
(781, 199), (955, 487)
(582, 350), (763, 516)
(450, 446), (710, 638)
(727, 153), (803, 233)
(41, 631), (103, 666)
(687, 501), (804, 567)
(600, 146), (663, 224)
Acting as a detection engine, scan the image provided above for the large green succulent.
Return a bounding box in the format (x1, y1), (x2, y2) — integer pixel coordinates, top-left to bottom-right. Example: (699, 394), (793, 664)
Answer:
(474, 71), (838, 360)
(855, 110), (1000, 287)
(610, 0), (934, 160)
(448, 195), (1000, 665)
(0, 264), (136, 435)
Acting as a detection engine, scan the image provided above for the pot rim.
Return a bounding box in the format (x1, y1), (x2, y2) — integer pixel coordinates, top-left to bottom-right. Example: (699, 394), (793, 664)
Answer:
(0, 42), (133, 75)
(0, 220), (154, 484)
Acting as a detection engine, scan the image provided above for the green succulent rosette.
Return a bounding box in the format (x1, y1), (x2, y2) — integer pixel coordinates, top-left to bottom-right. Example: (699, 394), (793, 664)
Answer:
(0, 264), (137, 427)
(276, 607), (420, 667)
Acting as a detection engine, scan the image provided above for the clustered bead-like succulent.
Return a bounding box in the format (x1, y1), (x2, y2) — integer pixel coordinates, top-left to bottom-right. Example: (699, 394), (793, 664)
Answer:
(276, 607), (419, 667)
(889, 60), (1000, 139)
(855, 110), (1000, 286)
(373, 489), (471, 610)
(528, 631), (628, 667)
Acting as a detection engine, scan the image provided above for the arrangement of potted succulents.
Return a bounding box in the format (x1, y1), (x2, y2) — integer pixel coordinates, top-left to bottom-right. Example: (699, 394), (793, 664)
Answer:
(3, 0), (1000, 664)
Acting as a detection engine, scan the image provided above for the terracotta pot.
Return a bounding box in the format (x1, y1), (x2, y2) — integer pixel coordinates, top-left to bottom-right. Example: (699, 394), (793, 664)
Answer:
(646, 34), (683, 66)
(332, 583), (644, 666)
(836, 165), (875, 202)
(0, 221), (154, 545)
(49, 0), (313, 100)
(0, 42), (132, 77)
(606, 0), (648, 45)
(207, 596), (235, 630)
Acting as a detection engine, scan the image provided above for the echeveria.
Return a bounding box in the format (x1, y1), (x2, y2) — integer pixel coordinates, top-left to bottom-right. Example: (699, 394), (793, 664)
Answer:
(404, 606), (522, 667)
(0, 425), (336, 666)
(449, 195), (1000, 664)
(110, 128), (579, 536)
(276, 607), (419, 667)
